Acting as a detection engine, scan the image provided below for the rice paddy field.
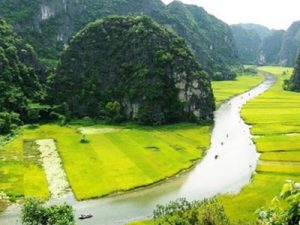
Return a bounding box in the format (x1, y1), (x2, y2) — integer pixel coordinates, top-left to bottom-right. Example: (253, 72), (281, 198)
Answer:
(0, 72), (263, 211)
(221, 66), (300, 223)
(212, 73), (264, 106)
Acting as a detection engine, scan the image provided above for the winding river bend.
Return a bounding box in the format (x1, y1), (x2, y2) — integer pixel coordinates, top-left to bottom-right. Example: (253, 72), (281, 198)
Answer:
(0, 73), (276, 225)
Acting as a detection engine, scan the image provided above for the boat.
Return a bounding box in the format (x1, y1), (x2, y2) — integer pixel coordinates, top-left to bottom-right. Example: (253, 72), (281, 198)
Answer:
(79, 214), (93, 220)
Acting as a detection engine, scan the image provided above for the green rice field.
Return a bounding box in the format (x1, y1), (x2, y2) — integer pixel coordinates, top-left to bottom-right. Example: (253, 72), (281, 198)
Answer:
(212, 73), (264, 106)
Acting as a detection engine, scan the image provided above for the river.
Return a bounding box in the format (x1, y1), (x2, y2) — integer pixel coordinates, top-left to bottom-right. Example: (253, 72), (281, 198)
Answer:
(0, 72), (276, 225)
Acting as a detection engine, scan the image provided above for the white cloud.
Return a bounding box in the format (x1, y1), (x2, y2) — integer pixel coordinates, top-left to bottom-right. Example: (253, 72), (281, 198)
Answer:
(162, 0), (300, 30)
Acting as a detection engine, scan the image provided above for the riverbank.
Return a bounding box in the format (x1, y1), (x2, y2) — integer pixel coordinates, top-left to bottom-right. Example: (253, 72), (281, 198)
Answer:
(220, 66), (300, 223)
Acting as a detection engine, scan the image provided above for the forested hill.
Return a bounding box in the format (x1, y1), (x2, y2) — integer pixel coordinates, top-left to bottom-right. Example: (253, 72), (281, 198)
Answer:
(285, 53), (300, 92)
(279, 21), (300, 66)
(0, 18), (45, 133)
(50, 16), (215, 125)
(0, 0), (239, 80)
(232, 21), (300, 67)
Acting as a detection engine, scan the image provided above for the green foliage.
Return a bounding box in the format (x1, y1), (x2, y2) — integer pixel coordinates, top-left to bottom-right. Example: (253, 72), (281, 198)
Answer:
(284, 53), (300, 92)
(105, 101), (122, 122)
(166, 1), (239, 80)
(256, 180), (300, 225)
(51, 15), (215, 125)
(279, 21), (300, 67)
(80, 134), (90, 144)
(153, 198), (230, 225)
(0, 18), (45, 134)
(212, 72), (224, 81)
(21, 198), (75, 225)
(0, 112), (20, 133)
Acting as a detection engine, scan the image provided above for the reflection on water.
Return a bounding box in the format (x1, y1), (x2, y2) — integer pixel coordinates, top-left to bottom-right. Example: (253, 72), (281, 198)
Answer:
(0, 73), (276, 225)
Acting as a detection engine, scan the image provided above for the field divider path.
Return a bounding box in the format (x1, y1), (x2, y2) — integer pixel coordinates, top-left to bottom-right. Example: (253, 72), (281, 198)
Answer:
(36, 139), (72, 199)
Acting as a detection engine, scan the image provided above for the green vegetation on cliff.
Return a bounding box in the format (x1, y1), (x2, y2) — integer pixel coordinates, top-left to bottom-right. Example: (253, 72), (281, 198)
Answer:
(231, 25), (262, 64)
(0, 18), (45, 134)
(279, 21), (300, 66)
(260, 30), (285, 65)
(284, 53), (300, 92)
(0, 0), (240, 80)
(166, 1), (239, 79)
(51, 16), (215, 125)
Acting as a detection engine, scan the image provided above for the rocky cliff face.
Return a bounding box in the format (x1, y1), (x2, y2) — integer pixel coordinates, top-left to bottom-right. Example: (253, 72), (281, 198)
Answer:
(231, 25), (262, 64)
(0, 0), (239, 80)
(232, 22), (300, 66)
(279, 21), (300, 66)
(259, 30), (285, 65)
(50, 16), (215, 124)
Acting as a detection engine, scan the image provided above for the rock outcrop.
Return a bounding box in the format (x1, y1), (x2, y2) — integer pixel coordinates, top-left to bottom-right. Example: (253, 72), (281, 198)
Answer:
(51, 16), (215, 125)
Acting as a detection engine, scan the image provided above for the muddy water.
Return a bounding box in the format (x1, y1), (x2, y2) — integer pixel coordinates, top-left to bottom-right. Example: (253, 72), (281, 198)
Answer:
(0, 73), (276, 225)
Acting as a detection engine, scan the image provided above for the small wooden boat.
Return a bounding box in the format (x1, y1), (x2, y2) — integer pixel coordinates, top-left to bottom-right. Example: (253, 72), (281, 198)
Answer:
(79, 214), (93, 220)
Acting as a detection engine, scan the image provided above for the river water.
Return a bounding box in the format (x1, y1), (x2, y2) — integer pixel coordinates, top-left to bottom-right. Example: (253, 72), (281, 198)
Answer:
(0, 73), (276, 225)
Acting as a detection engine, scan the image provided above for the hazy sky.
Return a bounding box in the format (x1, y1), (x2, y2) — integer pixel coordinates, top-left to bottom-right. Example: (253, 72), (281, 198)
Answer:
(162, 0), (300, 30)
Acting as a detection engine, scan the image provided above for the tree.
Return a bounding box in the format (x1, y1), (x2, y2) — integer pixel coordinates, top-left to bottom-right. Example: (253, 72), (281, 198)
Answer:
(21, 198), (75, 225)
(105, 101), (122, 122)
(153, 198), (230, 225)
(256, 180), (300, 225)
(284, 53), (300, 92)
(0, 112), (20, 134)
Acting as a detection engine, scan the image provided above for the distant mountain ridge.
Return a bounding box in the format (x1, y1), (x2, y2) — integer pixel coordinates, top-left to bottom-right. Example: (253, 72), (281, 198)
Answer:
(234, 23), (271, 40)
(0, 0), (240, 80)
(231, 22), (300, 66)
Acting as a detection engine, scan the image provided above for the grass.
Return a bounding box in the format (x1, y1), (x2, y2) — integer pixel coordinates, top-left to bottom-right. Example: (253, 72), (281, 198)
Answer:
(219, 66), (300, 224)
(0, 72), (264, 210)
(220, 173), (299, 222)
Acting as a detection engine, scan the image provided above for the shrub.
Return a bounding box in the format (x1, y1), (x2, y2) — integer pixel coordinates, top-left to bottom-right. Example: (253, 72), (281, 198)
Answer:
(153, 198), (230, 225)
(80, 135), (90, 144)
(104, 101), (122, 122)
(256, 180), (300, 225)
(21, 198), (75, 225)
(0, 112), (21, 134)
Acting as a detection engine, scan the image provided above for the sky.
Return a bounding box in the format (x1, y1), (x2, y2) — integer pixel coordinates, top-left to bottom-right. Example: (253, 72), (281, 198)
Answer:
(161, 0), (300, 30)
